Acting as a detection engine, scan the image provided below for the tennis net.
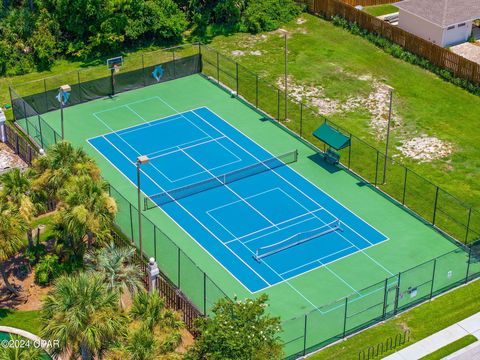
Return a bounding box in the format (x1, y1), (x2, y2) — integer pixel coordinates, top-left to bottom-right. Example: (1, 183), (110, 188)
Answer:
(254, 219), (342, 261)
(144, 149), (298, 210)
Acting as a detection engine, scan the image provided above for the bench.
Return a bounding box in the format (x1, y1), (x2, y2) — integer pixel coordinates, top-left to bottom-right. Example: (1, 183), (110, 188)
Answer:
(323, 148), (340, 165)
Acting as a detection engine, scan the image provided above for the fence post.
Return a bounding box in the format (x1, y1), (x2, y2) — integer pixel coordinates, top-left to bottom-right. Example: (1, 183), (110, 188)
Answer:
(300, 103), (303, 138)
(235, 62), (239, 95)
(348, 135), (352, 169)
(402, 167), (408, 205)
(394, 272), (401, 314)
(303, 314), (308, 356)
(342, 297), (348, 338)
(216, 52), (220, 83)
(277, 89), (280, 122)
(255, 75), (259, 108)
(374, 150), (379, 187)
(43, 79), (48, 112)
(382, 278), (388, 319)
(203, 272), (207, 315)
(173, 49), (177, 79)
(77, 71), (83, 103)
(432, 186), (440, 225)
(37, 116), (44, 149)
(8, 87), (15, 121)
(465, 246), (473, 283)
(153, 226), (157, 261)
(177, 248), (181, 288)
(465, 208), (472, 244)
(22, 101), (27, 122)
(429, 258), (437, 299)
(142, 54), (146, 86)
(129, 204), (134, 242)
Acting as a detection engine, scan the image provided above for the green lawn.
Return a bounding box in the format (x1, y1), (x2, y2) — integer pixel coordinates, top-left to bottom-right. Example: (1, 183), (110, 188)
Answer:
(363, 4), (398, 17)
(207, 14), (480, 212)
(421, 335), (477, 360)
(0, 309), (42, 335)
(311, 279), (480, 359)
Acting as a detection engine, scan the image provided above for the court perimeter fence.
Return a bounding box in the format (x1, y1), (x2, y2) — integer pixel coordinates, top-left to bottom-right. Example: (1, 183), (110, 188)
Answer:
(7, 43), (480, 359)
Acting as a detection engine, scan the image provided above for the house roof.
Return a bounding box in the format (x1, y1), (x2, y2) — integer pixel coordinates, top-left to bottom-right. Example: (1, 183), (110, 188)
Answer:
(395, 0), (480, 28)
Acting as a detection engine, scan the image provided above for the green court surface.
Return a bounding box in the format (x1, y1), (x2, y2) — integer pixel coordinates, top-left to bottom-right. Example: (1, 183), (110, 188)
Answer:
(34, 74), (476, 357)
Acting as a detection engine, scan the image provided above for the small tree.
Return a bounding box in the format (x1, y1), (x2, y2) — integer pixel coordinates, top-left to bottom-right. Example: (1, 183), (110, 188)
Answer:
(85, 242), (144, 309)
(185, 294), (283, 360)
(41, 272), (127, 360)
(0, 202), (27, 296)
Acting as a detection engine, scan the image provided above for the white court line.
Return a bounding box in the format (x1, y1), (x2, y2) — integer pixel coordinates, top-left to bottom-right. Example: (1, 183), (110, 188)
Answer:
(178, 146), (279, 229)
(203, 106), (390, 241)
(320, 260), (360, 295)
(193, 108), (393, 276)
(87, 137), (272, 293)
(145, 136), (211, 158)
(148, 136), (226, 161)
(280, 245), (355, 276)
(90, 111), (274, 290)
(118, 115), (184, 136)
(144, 100), (342, 311)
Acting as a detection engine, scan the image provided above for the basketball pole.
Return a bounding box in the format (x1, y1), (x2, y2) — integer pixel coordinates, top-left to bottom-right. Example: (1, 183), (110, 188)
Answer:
(111, 68), (115, 96)
(60, 89), (65, 140)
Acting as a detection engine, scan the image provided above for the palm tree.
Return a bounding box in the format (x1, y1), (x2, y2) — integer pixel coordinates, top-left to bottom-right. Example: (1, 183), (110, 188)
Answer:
(0, 334), (45, 360)
(85, 243), (145, 309)
(130, 292), (183, 332)
(0, 202), (27, 296)
(41, 272), (127, 360)
(57, 175), (117, 250)
(0, 169), (44, 248)
(31, 141), (100, 200)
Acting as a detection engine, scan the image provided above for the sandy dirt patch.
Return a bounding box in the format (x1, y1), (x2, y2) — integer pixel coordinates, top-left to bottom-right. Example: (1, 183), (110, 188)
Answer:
(396, 135), (454, 162)
(0, 142), (27, 173)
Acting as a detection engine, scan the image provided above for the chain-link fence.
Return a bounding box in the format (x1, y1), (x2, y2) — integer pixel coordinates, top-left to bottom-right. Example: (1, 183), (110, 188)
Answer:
(9, 42), (480, 359)
(199, 44), (480, 246)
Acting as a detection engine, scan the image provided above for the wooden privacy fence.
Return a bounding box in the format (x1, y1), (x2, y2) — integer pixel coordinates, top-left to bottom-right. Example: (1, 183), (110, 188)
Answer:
(303, 0), (480, 85)
(341, 0), (397, 6)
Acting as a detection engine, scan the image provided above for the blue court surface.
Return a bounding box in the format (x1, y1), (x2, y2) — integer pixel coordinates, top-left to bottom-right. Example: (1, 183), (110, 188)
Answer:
(88, 106), (388, 292)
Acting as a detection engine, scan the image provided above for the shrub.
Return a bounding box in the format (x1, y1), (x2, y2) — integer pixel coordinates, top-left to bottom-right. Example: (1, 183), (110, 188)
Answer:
(241, 0), (302, 33)
(330, 15), (480, 96)
(35, 254), (60, 286)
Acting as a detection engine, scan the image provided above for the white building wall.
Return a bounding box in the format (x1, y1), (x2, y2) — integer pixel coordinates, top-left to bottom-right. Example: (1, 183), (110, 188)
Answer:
(442, 21), (472, 47)
(398, 9), (444, 45)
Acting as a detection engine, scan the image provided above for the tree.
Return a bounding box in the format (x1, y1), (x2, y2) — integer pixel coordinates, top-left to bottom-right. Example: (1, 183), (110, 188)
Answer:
(241, 0), (302, 33)
(31, 141), (101, 201)
(0, 168), (44, 248)
(0, 202), (27, 296)
(56, 175), (117, 251)
(185, 294), (283, 360)
(104, 291), (184, 360)
(41, 272), (127, 360)
(85, 242), (144, 309)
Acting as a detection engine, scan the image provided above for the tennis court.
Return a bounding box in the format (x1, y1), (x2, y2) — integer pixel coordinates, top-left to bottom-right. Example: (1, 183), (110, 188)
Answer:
(88, 104), (388, 292)
(15, 65), (475, 357)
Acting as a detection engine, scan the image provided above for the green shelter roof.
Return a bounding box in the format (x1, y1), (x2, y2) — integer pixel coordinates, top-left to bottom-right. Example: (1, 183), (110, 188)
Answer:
(312, 123), (350, 150)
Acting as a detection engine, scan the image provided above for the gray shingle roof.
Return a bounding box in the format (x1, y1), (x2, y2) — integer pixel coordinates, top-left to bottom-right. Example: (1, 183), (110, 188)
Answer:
(395, 0), (480, 27)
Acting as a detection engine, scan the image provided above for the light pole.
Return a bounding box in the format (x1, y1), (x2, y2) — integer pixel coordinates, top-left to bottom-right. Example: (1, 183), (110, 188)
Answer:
(279, 29), (288, 121)
(383, 86), (394, 184)
(136, 155), (150, 258)
(58, 84), (71, 140)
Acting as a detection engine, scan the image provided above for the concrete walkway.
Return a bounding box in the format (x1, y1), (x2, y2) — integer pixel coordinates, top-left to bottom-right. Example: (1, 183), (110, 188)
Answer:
(385, 312), (480, 360)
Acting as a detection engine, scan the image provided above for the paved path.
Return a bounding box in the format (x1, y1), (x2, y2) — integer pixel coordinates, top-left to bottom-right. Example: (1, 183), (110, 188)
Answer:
(384, 312), (480, 360)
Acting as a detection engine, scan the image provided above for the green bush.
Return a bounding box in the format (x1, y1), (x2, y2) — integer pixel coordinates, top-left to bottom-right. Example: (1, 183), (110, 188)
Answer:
(24, 244), (46, 266)
(35, 254), (60, 286)
(331, 15), (480, 96)
(241, 0), (303, 33)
